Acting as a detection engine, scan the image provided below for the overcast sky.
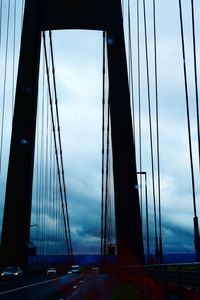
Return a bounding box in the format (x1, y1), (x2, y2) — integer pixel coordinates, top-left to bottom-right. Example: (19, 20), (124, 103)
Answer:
(1, 0), (200, 256)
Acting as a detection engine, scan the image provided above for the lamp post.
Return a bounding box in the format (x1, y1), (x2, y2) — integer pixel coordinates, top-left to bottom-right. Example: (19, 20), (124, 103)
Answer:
(29, 224), (38, 258)
(30, 224), (38, 238)
(30, 224), (38, 227)
(137, 171), (150, 263)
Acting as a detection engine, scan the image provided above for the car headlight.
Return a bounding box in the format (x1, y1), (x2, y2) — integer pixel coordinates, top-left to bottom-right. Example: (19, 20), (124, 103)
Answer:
(1, 273), (4, 276)
(14, 272), (19, 276)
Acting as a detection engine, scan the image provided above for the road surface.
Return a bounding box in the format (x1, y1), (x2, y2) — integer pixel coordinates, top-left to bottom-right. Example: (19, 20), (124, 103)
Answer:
(0, 274), (83, 299)
(0, 273), (195, 299)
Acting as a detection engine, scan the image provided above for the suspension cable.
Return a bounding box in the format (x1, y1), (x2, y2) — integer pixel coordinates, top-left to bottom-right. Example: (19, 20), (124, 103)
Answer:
(121, 0), (124, 18)
(0, 0), (2, 49)
(103, 102), (111, 257)
(153, 0), (163, 263)
(143, 0), (159, 262)
(178, 0), (200, 261)
(48, 117), (53, 258)
(110, 165), (116, 248)
(35, 87), (40, 262)
(21, 0), (24, 29)
(42, 31), (71, 257)
(52, 146), (56, 254)
(0, 0), (11, 177)
(101, 30), (106, 258)
(128, 0), (135, 139)
(137, 0), (143, 223)
(190, 0), (200, 174)
(12, 0), (17, 113)
(107, 157), (112, 248)
(48, 30), (73, 258)
(44, 71), (50, 263)
(38, 48), (45, 260)
(178, 0), (197, 218)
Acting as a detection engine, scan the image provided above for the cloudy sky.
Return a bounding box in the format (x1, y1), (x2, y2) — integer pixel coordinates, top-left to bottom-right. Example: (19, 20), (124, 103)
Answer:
(1, 0), (200, 256)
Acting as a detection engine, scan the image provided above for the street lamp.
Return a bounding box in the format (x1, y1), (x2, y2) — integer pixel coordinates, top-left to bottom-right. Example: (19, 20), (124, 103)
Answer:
(137, 171), (150, 263)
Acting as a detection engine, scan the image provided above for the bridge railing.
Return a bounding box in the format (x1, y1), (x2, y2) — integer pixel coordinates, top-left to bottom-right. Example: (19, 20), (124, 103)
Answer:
(144, 263), (200, 291)
(105, 262), (200, 292)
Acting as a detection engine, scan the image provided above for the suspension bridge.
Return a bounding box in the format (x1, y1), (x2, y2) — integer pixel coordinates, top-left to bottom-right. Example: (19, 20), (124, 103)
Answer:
(0, 0), (200, 299)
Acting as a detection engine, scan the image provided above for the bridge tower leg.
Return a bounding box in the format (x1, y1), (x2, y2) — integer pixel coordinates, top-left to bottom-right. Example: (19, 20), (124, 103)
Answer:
(0, 0), (42, 267)
(0, 0), (144, 267)
(106, 1), (144, 264)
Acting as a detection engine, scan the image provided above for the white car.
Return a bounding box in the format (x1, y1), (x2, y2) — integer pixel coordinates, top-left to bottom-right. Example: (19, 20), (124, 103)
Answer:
(71, 265), (80, 274)
(67, 265), (80, 275)
(1, 266), (23, 279)
(46, 267), (57, 276)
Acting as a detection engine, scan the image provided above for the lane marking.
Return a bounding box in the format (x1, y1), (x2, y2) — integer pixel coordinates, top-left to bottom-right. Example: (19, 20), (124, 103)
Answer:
(73, 285), (78, 289)
(0, 276), (67, 295)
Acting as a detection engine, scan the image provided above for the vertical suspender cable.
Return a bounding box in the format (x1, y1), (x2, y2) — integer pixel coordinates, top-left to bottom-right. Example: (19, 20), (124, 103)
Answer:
(108, 131), (115, 251)
(38, 49), (45, 261)
(47, 45), (51, 262)
(52, 147), (56, 255)
(103, 104), (110, 258)
(107, 173), (111, 246)
(0, 0), (2, 48)
(55, 156), (58, 255)
(143, 0), (159, 262)
(0, 0), (11, 176)
(49, 121), (53, 257)
(121, 0), (124, 18)
(43, 82), (48, 266)
(107, 158), (112, 249)
(127, 1), (140, 231)
(42, 31), (71, 258)
(153, 0), (163, 263)
(12, 0), (16, 113)
(42, 50), (45, 260)
(178, 0), (200, 261)
(45, 73), (50, 263)
(49, 31), (73, 258)
(21, 0), (24, 29)
(36, 96), (40, 265)
(101, 31), (106, 258)
(191, 0), (200, 173)
(128, 0), (135, 139)
(144, 172), (150, 263)
(137, 0), (143, 224)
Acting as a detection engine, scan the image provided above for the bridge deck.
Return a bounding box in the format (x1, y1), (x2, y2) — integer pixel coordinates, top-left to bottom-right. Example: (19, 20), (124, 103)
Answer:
(66, 273), (182, 300)
(67, 274), (145, 300)
(0, 272), (199, 299)
(67, 273), (200, 300)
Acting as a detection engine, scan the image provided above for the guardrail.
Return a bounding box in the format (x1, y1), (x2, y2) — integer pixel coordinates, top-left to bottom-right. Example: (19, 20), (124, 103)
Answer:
(144, 263), (200, 291)
(105, 262), (200, 296)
